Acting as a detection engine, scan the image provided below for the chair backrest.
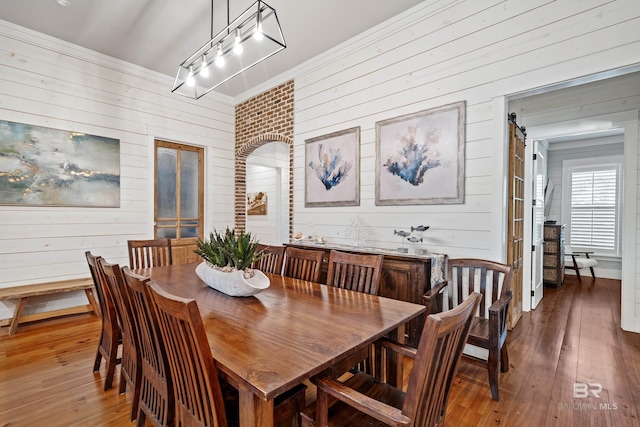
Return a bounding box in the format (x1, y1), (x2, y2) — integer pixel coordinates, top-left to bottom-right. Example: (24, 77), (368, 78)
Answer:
(446, 258), (513, 320)
(99, 258), (140, 408)
(147, 281), (228, 427)
(121, 267), (174, 426)
(252, 244), (285, 275)
(127, 238), (173, 269)
(85, 251), (107, 318)
(99, 259), (137, 350)
(283, 247), (324, 282)
(325, 250), (383, 295)
(85, 252), (119, 342)
(403, 292), (481, 426)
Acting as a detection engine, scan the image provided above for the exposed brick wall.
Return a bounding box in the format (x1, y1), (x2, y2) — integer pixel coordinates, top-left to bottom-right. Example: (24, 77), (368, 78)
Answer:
(235, 80), (294, 238)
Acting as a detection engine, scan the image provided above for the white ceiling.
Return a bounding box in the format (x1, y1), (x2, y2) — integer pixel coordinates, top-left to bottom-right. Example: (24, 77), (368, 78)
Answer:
(0, 0), (425, 98)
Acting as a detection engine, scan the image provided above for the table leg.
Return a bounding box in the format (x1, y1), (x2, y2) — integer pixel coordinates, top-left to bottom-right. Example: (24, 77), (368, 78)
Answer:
(239, 388), (274, 427)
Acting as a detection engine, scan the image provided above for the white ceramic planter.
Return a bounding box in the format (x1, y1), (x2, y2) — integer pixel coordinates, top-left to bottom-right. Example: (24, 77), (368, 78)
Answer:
(195, 262), (270, 297)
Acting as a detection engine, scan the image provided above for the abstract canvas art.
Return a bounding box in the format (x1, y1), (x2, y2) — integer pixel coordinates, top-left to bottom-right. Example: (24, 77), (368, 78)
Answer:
(375, 101), (465, 205)
(305, 127), (360, 207)
(0, 120), (120, 207)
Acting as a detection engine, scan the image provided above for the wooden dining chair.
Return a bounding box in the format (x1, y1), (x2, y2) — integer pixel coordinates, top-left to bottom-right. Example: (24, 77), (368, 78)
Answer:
(423, 258), (513, 401)
(85, 252), (121, 391)
(146, 281), (228, 427)
(99, 259), (141, 421)
(147, 281), (307, 427)
(252, 244), (285, 275)
(127, 238), (173, 269)
(121, 267), (174, 427)
(283, 247), (324, 283)
(301, 292), (482, 427)
(325, 250), (383, 294)
(325, 250), (384, 376)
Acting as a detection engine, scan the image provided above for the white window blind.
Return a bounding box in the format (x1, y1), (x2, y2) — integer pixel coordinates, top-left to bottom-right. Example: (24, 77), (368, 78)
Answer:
(569, 166), (618, 250)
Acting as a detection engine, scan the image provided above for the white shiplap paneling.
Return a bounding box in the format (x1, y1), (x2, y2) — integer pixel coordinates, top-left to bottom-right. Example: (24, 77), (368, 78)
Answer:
(0, 20), (235, 319)
(283, 0), (640, 330)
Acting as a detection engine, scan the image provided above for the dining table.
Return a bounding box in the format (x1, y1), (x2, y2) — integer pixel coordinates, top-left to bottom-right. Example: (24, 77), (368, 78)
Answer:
(135, 262), (426, 427)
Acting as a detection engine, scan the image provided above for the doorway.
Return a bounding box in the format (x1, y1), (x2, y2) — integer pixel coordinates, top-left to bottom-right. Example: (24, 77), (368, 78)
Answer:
(245, 142), (290, 245)
(507, 69), (639, 331)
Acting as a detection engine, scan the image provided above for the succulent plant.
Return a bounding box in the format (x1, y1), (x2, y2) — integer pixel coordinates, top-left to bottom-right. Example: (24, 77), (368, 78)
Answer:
(195, 227), (262, 272)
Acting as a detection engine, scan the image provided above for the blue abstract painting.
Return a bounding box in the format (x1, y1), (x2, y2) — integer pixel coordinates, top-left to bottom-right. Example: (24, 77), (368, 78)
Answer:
(383, 125), (441, 186)
(376, 102), (465, 205)
(308, 144), (352, 190)
(0, 120), (120, 207)
(305, 127), (360, 207)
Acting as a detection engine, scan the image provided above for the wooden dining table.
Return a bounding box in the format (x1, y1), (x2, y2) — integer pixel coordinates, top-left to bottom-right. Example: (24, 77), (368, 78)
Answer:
(135, 262), (426, 427)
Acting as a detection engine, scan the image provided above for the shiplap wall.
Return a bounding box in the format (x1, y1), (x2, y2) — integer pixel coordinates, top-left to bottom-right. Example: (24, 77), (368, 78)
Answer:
(244, 0), (640, 328)
(284, 0), (640, 256)
(0, 21), (235, 319)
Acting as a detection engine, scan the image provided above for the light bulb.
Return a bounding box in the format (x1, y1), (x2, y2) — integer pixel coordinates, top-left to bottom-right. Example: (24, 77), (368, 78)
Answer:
(199, 56), (209, 77)
(186, 66), (195, 87)
(253, 23), (264, 41)
(233, 29), (243, 55)
(215, 44), (225, 67)
(253, 12), (264, 41)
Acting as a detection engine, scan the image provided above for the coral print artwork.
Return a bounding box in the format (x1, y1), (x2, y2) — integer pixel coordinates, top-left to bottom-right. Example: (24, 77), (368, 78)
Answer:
(376, 101), (465, 205)
(308, 144), (352, 190)
(305, 127), (360, 207)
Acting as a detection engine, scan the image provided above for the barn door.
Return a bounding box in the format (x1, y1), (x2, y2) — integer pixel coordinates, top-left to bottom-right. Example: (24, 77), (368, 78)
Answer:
(507, 113), (526, 328)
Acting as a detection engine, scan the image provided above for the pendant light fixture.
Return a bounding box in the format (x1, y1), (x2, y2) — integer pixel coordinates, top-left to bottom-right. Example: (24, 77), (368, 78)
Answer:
(172, 0), (286, 99)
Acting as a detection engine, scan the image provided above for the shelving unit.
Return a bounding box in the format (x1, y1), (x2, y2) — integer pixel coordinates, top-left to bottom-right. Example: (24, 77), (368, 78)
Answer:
(543, 224), (565, 288)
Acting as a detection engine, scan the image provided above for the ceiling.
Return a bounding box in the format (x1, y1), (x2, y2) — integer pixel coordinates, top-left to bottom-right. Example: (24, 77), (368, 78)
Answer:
(0, 0), (425, 98)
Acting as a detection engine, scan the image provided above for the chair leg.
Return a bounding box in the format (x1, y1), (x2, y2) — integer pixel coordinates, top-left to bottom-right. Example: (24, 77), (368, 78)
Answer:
(500, 344), (509, 373)
(488, 348), (500, 401)
(575, 268), (582, 283)
(589, 267), (596, 279)
(93, 349), (102, 372)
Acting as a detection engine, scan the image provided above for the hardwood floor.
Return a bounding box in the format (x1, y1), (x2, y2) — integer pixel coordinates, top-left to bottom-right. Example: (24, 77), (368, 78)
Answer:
(0, 275), (639, 426)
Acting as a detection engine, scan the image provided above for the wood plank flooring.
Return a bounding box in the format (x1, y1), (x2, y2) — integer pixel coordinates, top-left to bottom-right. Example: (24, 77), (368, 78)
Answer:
(0, 275), (639, 426)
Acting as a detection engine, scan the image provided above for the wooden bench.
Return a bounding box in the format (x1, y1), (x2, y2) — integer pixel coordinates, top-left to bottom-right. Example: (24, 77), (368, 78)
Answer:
(0, 278), (99, 335)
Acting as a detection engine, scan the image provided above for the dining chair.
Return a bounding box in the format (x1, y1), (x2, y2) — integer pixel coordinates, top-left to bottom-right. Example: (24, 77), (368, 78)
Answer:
(423, 258), (513, 401)
(85, 251), (120, 391)
(283, 246), (324, 283)
(147, 281), (307, 427)
(325, 250), (384, 376)
(121, 267), (174, 427)
(301, 292), (482, 427)
(127, 238), (173, 269)
(325, 250), (383, 294)
(99, 259), (141, 421)
(252, 244), (286, 275)
(564, 245), (597, 282)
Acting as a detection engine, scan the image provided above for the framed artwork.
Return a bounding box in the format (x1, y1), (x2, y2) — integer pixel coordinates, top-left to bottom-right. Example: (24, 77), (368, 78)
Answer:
(375, 101), (465, 205)
(0, 120), (120, 207)
(247, 191), (267, 215)
(305, 126), (360, 207)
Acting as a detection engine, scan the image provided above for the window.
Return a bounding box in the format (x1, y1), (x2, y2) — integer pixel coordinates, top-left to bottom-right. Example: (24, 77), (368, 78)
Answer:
(561, 156), (622, 256)
(154, 140), (204, 240)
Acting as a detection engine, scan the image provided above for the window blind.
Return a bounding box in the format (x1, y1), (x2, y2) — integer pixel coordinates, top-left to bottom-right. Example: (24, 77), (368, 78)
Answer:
(570, 168), (617, 250)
